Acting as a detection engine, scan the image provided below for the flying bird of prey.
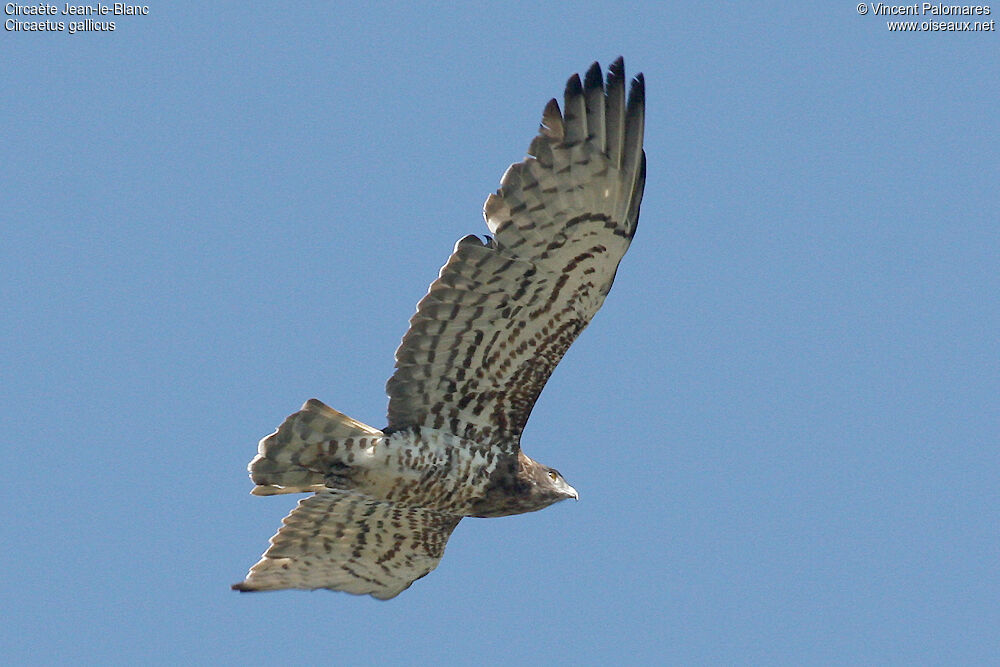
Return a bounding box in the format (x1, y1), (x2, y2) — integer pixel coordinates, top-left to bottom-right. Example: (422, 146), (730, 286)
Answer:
(234, 58), (645, 599)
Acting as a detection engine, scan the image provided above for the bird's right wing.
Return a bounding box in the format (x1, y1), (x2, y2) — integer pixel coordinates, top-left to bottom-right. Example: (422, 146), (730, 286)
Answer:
(233, 490), (461, 600)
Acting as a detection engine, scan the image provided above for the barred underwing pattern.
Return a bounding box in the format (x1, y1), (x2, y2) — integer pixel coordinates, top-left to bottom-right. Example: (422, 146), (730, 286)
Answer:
(235, 58), (645, 599)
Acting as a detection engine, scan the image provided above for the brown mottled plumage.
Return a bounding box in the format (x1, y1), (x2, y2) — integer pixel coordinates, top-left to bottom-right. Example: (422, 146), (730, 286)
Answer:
(234, 58), (645, 599)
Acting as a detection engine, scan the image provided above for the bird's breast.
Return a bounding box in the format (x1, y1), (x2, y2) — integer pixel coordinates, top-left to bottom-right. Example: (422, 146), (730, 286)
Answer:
(352, 429), (504, 514)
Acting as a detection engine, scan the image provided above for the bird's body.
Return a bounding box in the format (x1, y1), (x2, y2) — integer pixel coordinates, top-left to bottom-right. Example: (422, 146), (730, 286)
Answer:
(234, 58), (645, 599)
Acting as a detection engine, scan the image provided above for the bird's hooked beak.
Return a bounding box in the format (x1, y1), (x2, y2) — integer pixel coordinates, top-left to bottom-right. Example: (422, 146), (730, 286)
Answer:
(566, 484), (579, 501)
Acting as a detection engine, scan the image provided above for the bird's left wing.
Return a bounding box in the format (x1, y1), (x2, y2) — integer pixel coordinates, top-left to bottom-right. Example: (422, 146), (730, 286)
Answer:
(386, 59), (645, 448)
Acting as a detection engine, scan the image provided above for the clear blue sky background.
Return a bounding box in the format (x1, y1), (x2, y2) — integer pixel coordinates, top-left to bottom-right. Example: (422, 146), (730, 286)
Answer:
(3, 2), (997, 665)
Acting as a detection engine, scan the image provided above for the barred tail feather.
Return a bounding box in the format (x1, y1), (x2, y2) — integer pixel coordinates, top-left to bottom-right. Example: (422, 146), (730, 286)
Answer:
(248, 398), (383, 496)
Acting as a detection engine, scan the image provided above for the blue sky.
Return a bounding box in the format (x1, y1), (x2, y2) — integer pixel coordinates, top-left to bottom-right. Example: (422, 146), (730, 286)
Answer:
(3, 2), (998, 664)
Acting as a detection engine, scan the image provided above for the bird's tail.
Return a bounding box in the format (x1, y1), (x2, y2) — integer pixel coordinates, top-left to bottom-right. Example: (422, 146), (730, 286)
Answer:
(247, 398), (384, 496)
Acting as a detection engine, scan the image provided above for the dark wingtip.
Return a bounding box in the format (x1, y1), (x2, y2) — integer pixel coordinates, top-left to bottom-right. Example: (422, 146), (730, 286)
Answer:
(564, 72), (583, 98)
(455, 234), (486, 249)
(539, 98), (564, 140)
(629, 72), (645, 105)
(584, 61), (604, 93)
(608, 56), (625, 78)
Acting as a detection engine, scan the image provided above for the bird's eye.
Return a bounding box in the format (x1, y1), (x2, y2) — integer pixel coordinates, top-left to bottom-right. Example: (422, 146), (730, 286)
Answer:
(547, 471), (559, 482)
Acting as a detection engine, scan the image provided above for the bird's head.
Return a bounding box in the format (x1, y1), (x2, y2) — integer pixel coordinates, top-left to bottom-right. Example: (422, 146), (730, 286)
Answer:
(538, 465), (579, 503)
(521, 452), (579, 508)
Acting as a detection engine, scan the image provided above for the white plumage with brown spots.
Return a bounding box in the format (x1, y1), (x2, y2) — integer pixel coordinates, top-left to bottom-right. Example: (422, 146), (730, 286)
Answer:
(234, 57), (645, 599)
